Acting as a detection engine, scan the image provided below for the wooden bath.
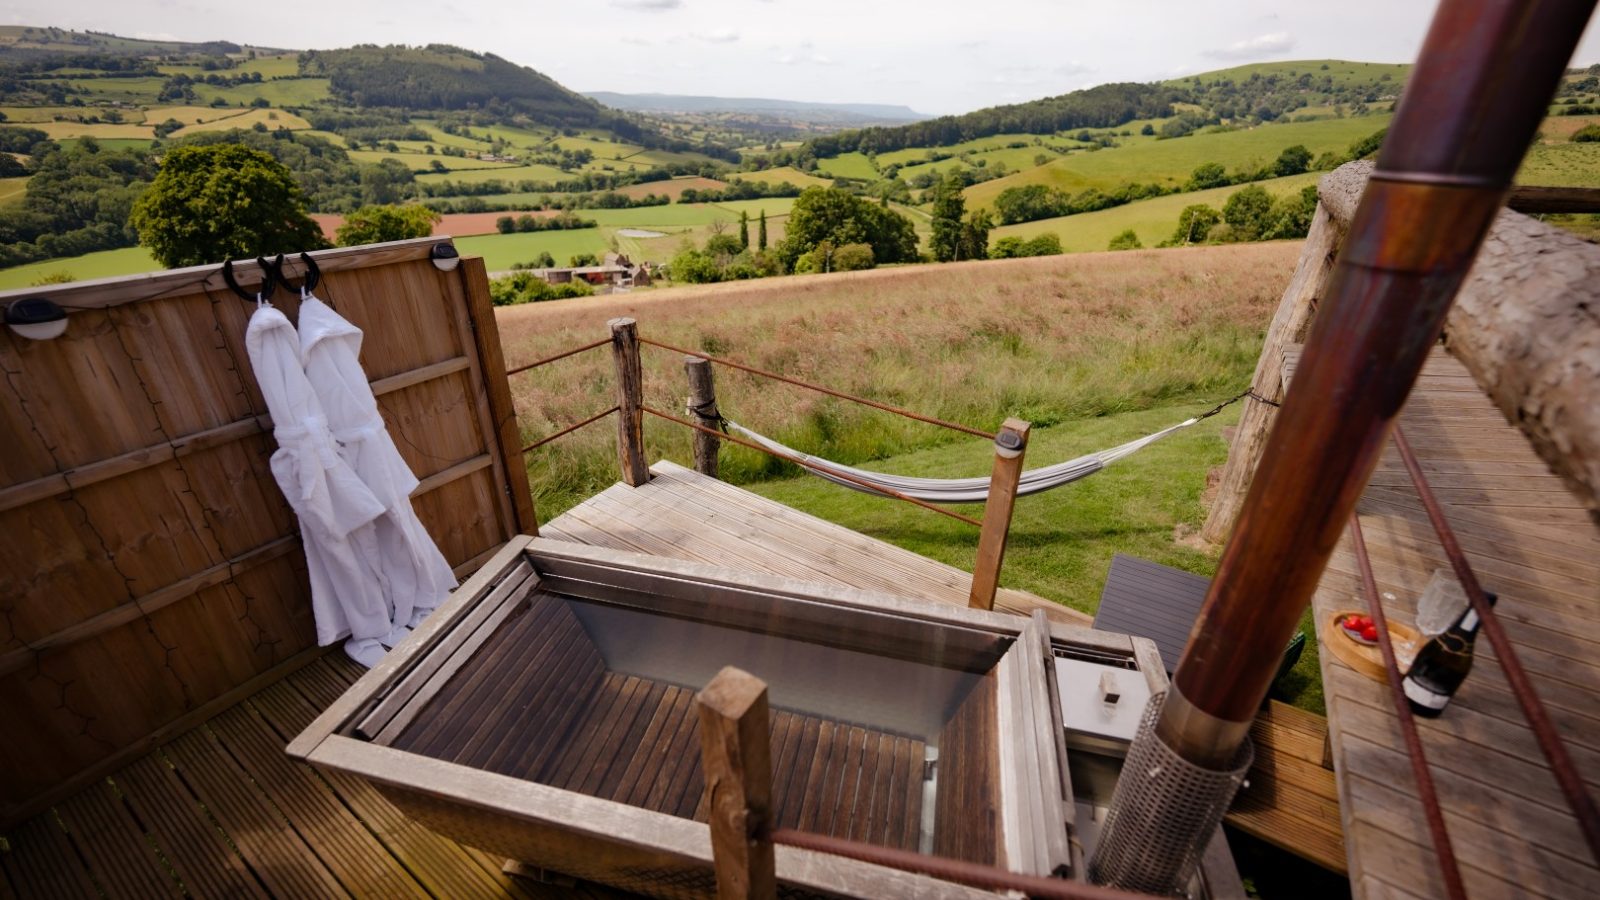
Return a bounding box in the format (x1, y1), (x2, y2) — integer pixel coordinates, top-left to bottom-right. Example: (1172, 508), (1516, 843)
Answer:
(289, 537), (1228, 897)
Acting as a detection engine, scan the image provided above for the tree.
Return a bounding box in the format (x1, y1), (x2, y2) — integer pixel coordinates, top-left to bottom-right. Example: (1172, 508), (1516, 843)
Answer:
(1348, 127), (1387, 159)
(569, 252), (600, 266)
(738, 210), (750, 249)
(496, 215), (516, 234)
(1221, 184), (1274, 240)
(990, 236), (1026, 259)
(130, 144), (326, 268)
(1188, 162), (1228, 191)
(1272, 144), (1312, 177)
(959, 209), (993, 261)
(778, 186), (917, 271)
(334, 204), (440, 247)
(1108, 229), (1143, 251)
(831, 242), (875, 271)
(1140, 123), (1156, 136)
(1171, 204), (1222, 245)
(1021, 233), (1063, 256)
(1573, 124), (1600, 142)
(929, 173), (966, 261)
(758, 209), (768, 250)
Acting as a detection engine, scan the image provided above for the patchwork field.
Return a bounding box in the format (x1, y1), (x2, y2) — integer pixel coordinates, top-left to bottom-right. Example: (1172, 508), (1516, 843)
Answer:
(815, 151), (877, 180)
(964, 114), (1394, 209)
(731, 166), (832, 188)
(990, 173), (1321, 252)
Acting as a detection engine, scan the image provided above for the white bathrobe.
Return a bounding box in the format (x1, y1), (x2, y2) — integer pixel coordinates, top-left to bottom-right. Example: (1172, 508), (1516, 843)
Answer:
(245, 304), (393, 648)
(298, 295), (457, 627)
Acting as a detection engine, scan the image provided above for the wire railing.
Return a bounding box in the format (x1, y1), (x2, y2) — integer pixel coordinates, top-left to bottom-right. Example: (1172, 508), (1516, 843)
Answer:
(1344, 424), (1600, 896)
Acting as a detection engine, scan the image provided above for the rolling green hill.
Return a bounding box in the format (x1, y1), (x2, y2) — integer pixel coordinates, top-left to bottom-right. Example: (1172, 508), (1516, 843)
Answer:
(302, 45), (605, 128)
(964, 115), (1392, 209)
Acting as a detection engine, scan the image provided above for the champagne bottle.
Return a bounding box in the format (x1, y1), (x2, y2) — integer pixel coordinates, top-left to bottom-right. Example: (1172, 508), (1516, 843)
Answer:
(1402, 591), (1497, 718)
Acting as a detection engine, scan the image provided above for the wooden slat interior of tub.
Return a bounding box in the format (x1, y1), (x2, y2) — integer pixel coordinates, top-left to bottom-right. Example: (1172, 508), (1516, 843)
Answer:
(390, 590), (927, 852)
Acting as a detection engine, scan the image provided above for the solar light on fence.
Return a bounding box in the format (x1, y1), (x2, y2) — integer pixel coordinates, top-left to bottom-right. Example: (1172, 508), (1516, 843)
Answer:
(431, 242), (461, 272)
(5, 298), (68, 341)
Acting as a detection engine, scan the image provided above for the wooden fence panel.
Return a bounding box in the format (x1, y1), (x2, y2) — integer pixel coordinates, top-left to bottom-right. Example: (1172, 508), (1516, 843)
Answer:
(0, 238), (534, 822)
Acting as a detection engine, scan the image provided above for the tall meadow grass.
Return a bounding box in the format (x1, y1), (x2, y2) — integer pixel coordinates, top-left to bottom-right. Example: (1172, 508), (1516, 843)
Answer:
(494, 243), (1301, 516)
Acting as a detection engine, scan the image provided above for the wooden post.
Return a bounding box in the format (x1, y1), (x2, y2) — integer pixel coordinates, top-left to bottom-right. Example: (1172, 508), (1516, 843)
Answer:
(969, 418), (1029, 610)
(609, 317), (650, 486)
(685, 355), (721, 479)
(696, 666), (776, 900)
(1200, 198), (1344, 544)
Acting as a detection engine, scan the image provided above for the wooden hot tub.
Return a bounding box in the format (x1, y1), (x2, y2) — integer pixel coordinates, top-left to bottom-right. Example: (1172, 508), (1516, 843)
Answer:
(288, 537), (1191, 897)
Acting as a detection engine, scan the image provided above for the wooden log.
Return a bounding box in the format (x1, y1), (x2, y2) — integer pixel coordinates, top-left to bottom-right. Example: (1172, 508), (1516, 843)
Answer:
(1319, 161), (1600, 519)
(1201, 189), (1346, 543)
(1507, 185), (1600, 215)
(1445, 206), (1600, 520)
(695, 666), (776, 900)
(969, 418), (1029, 610)
(609, 318), (650, 487)
(685, 355), (721, 479)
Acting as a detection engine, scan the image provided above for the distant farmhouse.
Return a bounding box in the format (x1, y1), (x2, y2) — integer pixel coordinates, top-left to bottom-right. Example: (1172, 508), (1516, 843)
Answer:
(533, 253), (653, 290)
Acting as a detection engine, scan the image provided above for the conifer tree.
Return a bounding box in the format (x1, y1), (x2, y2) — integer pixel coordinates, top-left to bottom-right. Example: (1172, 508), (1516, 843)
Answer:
(758, 210), (768, 250)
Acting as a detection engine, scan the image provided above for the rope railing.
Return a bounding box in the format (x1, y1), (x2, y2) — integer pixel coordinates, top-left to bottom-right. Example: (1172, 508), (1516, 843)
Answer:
(637, 336), (997, 441)
(641, 405), (983, 527)
(1390, 426), (1600, 862)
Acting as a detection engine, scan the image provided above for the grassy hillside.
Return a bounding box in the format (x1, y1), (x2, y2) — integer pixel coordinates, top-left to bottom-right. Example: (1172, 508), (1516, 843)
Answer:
(964, 115), (1391, 209)
(990, 173), (1321, 252)
(1164, 60), (1410, 91)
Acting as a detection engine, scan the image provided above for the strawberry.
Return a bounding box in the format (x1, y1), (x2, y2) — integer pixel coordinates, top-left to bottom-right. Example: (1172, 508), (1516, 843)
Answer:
(1361, 624), (1379, 642)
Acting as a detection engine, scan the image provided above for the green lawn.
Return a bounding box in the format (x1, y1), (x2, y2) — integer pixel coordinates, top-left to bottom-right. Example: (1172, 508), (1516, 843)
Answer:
(708, 197), (798, 217)
(815, 152), (877, 181)
(721, 399), (1322, 713)
(0, 246), (160, 290)
(1518, 141), (1600, 187)
(990, 173), (1320, 252)
(965, 114), (1393, 209)
(456, 230), (612, 270)
(732, 167), (832, 189)
(0, 176), (29, 206)
(192, 77), (331, 107)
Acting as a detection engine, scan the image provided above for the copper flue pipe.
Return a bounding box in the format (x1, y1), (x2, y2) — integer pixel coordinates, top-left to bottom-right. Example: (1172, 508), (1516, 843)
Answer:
(1160, 0), (1597, 766)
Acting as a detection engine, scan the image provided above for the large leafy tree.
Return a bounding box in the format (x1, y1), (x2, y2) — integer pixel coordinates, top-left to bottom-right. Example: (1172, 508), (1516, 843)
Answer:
(778, 187), (917, 271)
(131, 144), (328, 268)
(335, 204), (440, 247)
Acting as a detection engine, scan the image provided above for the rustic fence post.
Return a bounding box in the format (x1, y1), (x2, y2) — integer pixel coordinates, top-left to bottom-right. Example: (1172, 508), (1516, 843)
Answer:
(685, 355), (721, 479)
(969, 418), (1030, 610)
(1200, 198), (1344, 544)
(610, 317), (650, 486)
(696, 666), (776, 900)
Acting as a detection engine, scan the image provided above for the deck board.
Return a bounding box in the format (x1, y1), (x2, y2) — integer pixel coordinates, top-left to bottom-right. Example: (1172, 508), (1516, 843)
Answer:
(546, 460), (1087, 626)
(1286, 345), (1600, 899)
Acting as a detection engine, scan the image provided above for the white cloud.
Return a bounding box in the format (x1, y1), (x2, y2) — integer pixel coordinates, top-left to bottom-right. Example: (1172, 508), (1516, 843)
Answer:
(611, 0), (681, 9)
(1203, 31), (1296, 61)
(697, 28), (738, 43)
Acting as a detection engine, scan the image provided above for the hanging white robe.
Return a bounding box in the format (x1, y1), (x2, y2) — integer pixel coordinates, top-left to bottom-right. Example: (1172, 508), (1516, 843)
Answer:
(298, 295), (457, 628)
(245, 304), (392, 649)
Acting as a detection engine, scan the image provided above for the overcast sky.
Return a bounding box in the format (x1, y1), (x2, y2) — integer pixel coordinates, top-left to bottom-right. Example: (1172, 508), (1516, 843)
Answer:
(10, 1), (1600, 114)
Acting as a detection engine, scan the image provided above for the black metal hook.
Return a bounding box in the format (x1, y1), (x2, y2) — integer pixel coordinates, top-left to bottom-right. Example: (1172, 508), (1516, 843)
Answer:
(267, 252), (321, 296)
(222, 258), (276, 303)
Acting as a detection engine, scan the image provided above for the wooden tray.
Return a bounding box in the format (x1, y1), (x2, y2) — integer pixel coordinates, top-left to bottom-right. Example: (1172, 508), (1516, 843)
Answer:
(1325, 611), (1422, 682)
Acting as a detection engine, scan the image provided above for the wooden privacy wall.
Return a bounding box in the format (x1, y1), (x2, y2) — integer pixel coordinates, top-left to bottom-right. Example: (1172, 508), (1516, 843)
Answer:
(0, 238), (535, 822)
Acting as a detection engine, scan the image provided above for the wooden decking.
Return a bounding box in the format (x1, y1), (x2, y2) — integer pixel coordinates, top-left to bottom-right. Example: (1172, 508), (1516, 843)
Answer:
(541, 460), (1089, 626)
(1288, 345), (1600, 898)
(1226, 701), (1345, 875)
(0, 651), (612, 899)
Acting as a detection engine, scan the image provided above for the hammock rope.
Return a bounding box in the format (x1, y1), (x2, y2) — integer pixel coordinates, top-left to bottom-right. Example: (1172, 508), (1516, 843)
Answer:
(721, 391), (1248, 505)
